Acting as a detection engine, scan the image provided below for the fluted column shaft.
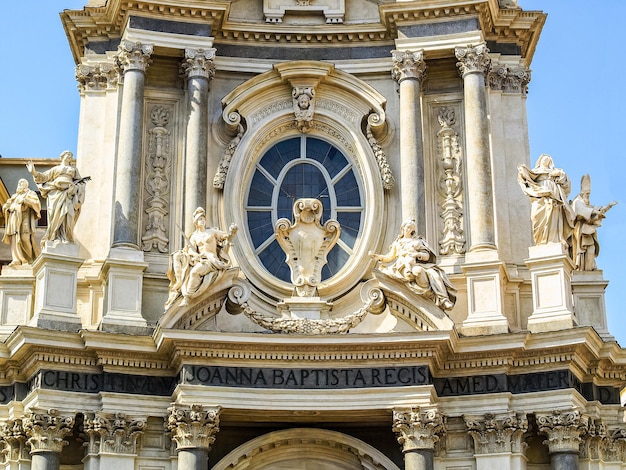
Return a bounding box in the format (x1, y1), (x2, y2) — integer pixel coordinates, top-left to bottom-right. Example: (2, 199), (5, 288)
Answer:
(182, 48), (216, 233)
(456, 44), (496, 251)
(168, 405), (221, 470)
(393, 407), (443, 470)
(113, 41), (153, 248)
(392, 50), (427, 234)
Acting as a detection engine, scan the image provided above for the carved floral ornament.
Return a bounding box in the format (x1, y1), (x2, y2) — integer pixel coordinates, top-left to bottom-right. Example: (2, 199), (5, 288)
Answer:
(167, 404), (221, 451)
(392, 407), (445, 452)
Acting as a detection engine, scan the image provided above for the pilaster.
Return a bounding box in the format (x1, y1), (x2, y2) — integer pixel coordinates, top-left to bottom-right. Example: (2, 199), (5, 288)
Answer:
(83, 412), (145, 470)
(23, 410), (74, 470)
(391, 49), (427, 235)
(167, 405), (220, 470)
(393, 407), (444, 470)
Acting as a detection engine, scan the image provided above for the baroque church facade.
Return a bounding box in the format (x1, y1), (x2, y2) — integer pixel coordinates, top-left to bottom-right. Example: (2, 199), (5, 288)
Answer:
(0, 0), (625, 469)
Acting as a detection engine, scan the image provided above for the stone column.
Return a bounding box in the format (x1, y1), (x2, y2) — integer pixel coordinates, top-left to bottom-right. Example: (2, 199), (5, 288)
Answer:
(536, 410), (588, 470)
(83, 412), (145, 470)
(181, 48), (216, 234)
(0, 419), (31, 469)
(464, 412), (528, 470)
(455, 44), (495, 252)
(23, 410), (74, 470)
(112, 41), (153, 249)
(391, 50), (427, 234)
(167, 405), (220, 470)
(392, 407), (444, 470)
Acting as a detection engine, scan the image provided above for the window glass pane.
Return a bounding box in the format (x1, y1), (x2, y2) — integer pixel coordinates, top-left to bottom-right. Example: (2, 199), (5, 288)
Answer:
(335, 212), (361, 248)
(277, 163), (330, 221)
(259, 137), (300, 178)
(258, 238), (291, 282)
(334, 171), (361, 206)
(322, 244), (349, 279)
(247, 211), (274, 249)
(307, 137), (348, 178)
(247, 171), (274, 207)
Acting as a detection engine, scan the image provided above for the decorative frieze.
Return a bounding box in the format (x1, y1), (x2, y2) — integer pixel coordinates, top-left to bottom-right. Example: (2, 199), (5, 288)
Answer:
(142, 105), (173, 253)
(180, 48), (216, 80)
(455, 44), (491, 77)
(536, 409), (589, 454)
(488, 65), (531, 94)
(75, 62), (117, 93)
(391, 50), (427, 83)
(167, 405), (220, 451)
(392, 407), (445, 451)
(464, 412), (527, 454)
(23, 409), (74, 454)
(84, 412), (145, 455)
(436, 107), (465, 255)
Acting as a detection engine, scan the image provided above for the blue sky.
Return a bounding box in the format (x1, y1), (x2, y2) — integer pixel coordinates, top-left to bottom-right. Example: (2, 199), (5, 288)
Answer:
(1, 1), (625, 344)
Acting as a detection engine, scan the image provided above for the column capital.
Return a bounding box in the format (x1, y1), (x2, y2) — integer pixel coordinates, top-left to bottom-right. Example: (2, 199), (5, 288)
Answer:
(0, 418), (29, 462)
(116, 40), (153, 74)
(181, 48), (217, 80)
(601, 428), (626, 462)
(84, 412), (146, 455)
(391, 50), (427, 83)
(392, 407), (444, 452)
(23, 409), (74, 455)
(536, 409), (589, 454)
(455, 43), (491, 78)
(464, 412), (528, 454)
(488, 65), (531, 95)
(76, 62), (118, 93)
(167, 404), (221, 451)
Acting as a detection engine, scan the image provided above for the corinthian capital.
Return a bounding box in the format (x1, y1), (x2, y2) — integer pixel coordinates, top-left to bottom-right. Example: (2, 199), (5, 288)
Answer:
(116, 41), (153, 74)
(0, 419), (29, 462)
(455, 44), (491, 77)
(84, 412), (145, 455)
(391, 50), (427, 83)
(464, 412), (528, 454)
(167, 404), (220, 451)
(181, 48), (217, 80)
(488, 65), (531, 95)
(23, 409), (74, 454)
(76, 62), (118, 93)
(392, 407), (444, 452)
(536, 409), (589, 454)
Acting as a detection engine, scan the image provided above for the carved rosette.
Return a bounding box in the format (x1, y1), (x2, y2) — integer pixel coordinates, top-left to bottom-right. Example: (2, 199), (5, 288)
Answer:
(436, 107), (466, 255)
(84, 413), (145, 455)
(292, 86), (316, 133)
(23, 409), (74, 455)
(167, 405), (220, 451)
(116, 41), (153, 79)
(455, 44), (491, 78)
(181, 48), (216, 81)
(366, 113), (394, 190)
(464, 412), (528, 454)
(536, 410), (589, 454)
(75, 62), (117, 93)
(391, 50), (427, 83)
(142, 105), (173, 253)
(0, 419), (29, 463)
(488, 65), (531, 95)
(392, 407), (445, 452)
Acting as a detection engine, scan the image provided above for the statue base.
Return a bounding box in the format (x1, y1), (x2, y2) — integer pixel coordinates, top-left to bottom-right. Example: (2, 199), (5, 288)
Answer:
(571, 270), (612, 341)
(277, 296), (333, 320)
(0, 265), (35, 338)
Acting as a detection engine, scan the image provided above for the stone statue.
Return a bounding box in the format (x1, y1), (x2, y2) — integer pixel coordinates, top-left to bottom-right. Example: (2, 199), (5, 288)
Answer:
(292, 86), (315, 133)
(275, 198), (340, 297)
(570, 174), (617, 271)
(370, 218), (456, 310)
(26, 150), (88, 246)
(165, 208), (237, 309)
(2, 179), (41, 266)
(518, 154), (574, 246)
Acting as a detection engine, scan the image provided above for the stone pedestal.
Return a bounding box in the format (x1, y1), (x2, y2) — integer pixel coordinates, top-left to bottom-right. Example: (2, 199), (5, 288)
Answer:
(526, 243), (575, 333)
(277, 297), (333, 320)
(571, 270), (612, 341)
(30, 243), (83, 331)
(0, 265), (35, 336)
(100, 248), (149, 333)
(460, 251), (508, 336)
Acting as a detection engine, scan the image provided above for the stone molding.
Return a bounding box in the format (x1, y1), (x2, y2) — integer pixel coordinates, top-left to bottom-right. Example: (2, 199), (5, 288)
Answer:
(116, 40), (153, 76)
(181, 48), (216, 81)
(392, 407), (444, 452)
(464, 412), (528, 454)
(167, 405), (220, 451)
(76, 62), (118, 93)
(536, 409), (588, 454)
(84, 412), (146, 455)
(455, 44), (491, 77)
(488, 65), (531, 95)
(23, 409), (74, 455)
(365, 113), (395, 190)
(0, 419), (29, 462)
(391, 50), (426, 83)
